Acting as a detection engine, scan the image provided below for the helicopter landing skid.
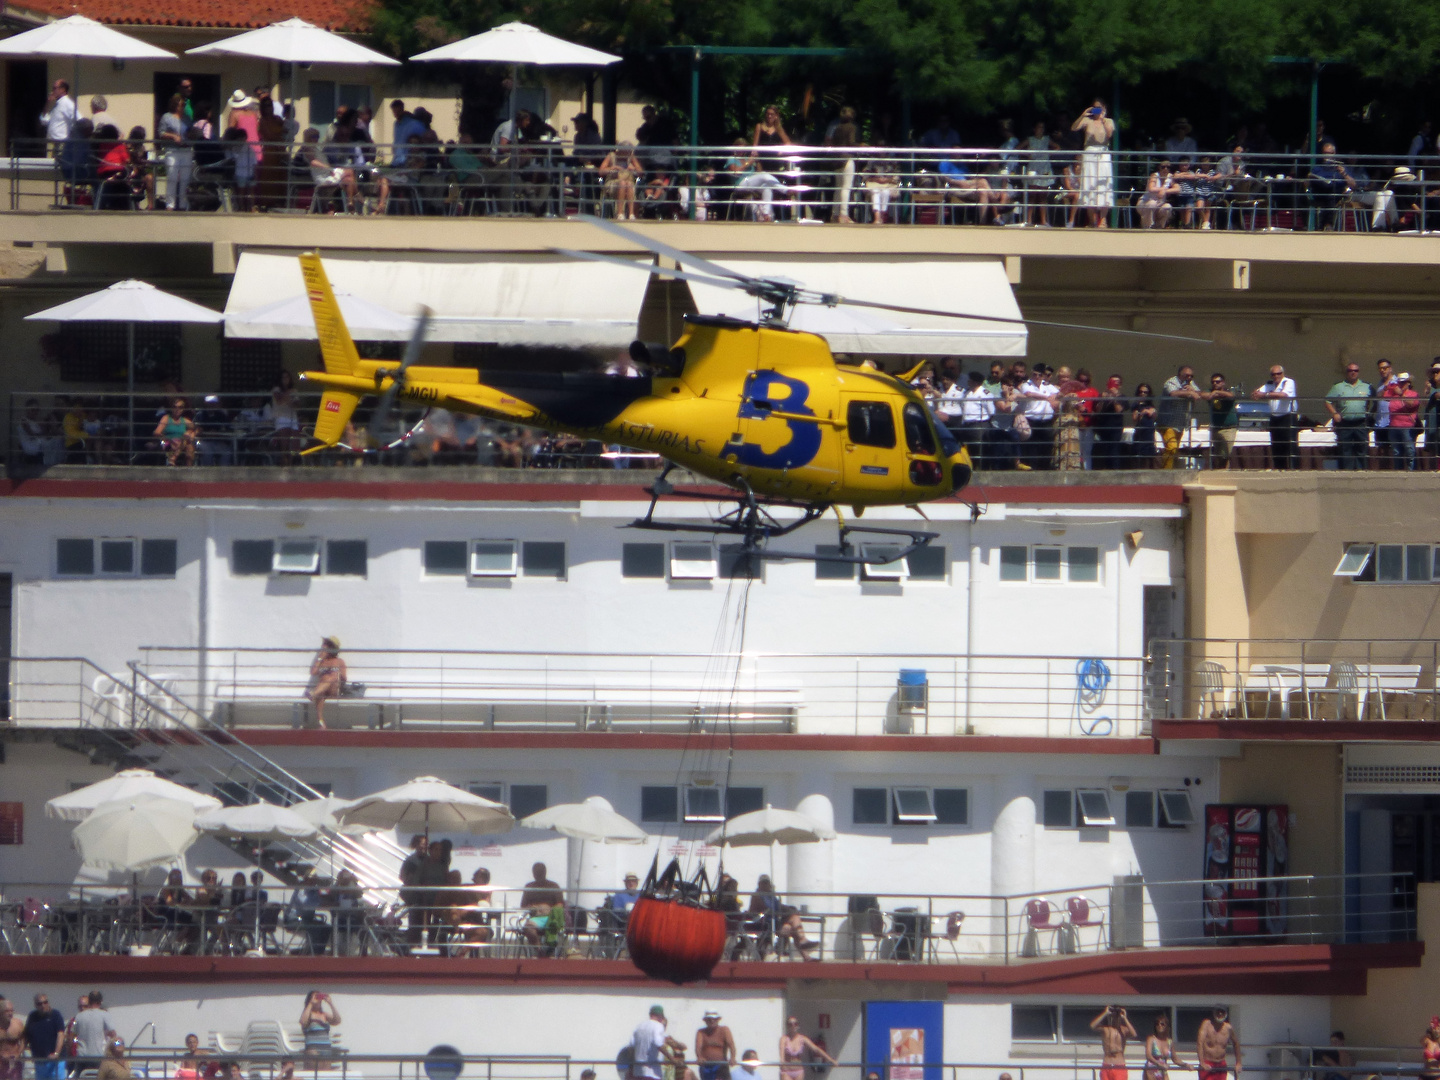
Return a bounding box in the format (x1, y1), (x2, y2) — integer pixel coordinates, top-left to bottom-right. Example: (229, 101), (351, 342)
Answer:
(627, 476), (937, 566)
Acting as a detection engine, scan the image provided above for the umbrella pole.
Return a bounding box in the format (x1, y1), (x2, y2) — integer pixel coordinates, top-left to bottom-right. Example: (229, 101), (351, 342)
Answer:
(126, 322), (135, 464)
(72, 56), (80, 109)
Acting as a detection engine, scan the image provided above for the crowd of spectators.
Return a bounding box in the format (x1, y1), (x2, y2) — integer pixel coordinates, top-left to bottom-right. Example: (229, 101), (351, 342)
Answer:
(917, 356), (1440, 471)
(34, 72), (1440, 228)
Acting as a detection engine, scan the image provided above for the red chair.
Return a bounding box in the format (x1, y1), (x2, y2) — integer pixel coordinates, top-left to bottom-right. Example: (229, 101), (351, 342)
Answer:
(1065, 895), (1108, 950)
(1022, 898), (1059, 955)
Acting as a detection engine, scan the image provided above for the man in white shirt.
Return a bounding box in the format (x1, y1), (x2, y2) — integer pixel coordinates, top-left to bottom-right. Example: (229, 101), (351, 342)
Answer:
(957, 371), (995, 469)
(630, 1005), (668, 1080)
(40, 79), (77, 144)
(1251, 363), (1298, 470)
(1021, 367), (1059, 469)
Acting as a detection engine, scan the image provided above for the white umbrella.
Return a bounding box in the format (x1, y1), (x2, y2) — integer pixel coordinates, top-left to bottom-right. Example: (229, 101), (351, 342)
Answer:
(410, 21), (619, 138)
(72, 794), (198, 872)
(225, 290), (415, 341)
(0, 16), (174, 100)
(706, 804), (837, 882)
(290, 795), (372, 836)
(521, 795), (648, 843)
(337, 776), (514, 839)
(47, 768), (222, 822)
(195, 802), (319, 842)
(706, 805), (837, 848)
(187, 18), (399, 65)
(409, 21), (619, 65)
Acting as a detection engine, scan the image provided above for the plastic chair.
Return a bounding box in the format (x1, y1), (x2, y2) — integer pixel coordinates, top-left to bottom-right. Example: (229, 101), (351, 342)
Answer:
(1065, 895), (1107, 950)
(1198, 661), (1229, 718)
(1022, 898), (1060, 955)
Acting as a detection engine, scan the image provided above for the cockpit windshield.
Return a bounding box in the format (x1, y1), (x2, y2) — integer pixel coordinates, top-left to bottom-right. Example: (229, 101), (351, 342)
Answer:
(903, 402), (938, 455)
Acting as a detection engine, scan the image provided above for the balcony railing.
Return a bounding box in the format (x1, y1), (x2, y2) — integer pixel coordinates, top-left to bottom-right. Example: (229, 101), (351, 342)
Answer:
(106, 647), (1159, 738)
(12, 390), (1440, 475)
(8, 139), (1439, 233)
(1147, 638), (1440, 723)
(0, 872), (1407, 962)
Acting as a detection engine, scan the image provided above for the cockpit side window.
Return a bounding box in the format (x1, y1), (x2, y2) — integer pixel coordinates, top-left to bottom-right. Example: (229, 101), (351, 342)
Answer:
(903, 402), (938, 455)
(847, 401), (897, 448)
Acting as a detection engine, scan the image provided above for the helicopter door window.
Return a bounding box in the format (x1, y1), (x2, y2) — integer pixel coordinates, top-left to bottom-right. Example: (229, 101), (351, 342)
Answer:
(846, 401), (897, 448)
(902, 402), (938, 455)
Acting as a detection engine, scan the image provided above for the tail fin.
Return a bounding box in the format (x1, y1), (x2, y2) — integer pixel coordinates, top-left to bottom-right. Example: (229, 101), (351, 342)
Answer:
(299, 252), (360, 376)
(299, 252), (362, 450)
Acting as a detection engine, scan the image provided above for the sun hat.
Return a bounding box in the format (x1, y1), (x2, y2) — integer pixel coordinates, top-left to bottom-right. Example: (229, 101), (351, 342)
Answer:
(704, 1011), (721, 1020)
(228, 89), (255, 109)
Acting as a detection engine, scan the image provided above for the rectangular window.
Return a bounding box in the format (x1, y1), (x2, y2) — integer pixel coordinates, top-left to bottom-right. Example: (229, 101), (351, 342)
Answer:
(56, 538), (94, 577)
(1011, 1005), (1058, 1042)
(683, 786), (724, 822)
(906, 545), (947, 581)
(852, 787), (889, 825)
(1408, 544), (1433, 583)
(232, 540), (275, 576)
(1377, 544), (1405, 583)
(140, 539), (178, 577)
(640, 786), (679, 823)
(725, 786), (765, 819)
(468, 782), (504, 803)
(98, 538), (135, 576)
(846, 401), (896, 448)
(424, 541), (468, 576)
(1033, 546), (1063, 581)
(933, 788), (969, 825)
(719, 544), (763, 581)
(508, 784), (548, 820)
(622, 543), (666, 579)
(815, 546), (856, 580)
(670, 542), (717, 580)
(1000, 546), (1028, 581)
(471, 540), (518, 577)
(860, 545), (908, 581)
(274, 539), (321, 575)
(522, 541), (566, 579)
(1125, 790), (1155, 829)
(1042, 789), (1073, 828)
(1059, 1006), (1106, 1044)
(1068, 547), (1100, 582)
(1174, 1008), (1219, 1043)
(1076, 789), (1115, 826)
(1158, 790), (1196, 827)
(892, 787), (937, 823)
(1334, 543), (1375, 577)
(325, 540), (368, 577)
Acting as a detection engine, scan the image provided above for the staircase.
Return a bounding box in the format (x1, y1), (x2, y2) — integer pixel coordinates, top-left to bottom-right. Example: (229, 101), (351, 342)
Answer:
(62, 659), (403, 889)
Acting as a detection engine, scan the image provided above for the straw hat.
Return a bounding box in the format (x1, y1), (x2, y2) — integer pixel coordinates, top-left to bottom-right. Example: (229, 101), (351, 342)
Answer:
(228, 89), (255, 109)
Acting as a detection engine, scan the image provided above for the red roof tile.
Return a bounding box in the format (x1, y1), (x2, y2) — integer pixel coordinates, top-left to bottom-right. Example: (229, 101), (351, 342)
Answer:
(9, 0), (376, 32)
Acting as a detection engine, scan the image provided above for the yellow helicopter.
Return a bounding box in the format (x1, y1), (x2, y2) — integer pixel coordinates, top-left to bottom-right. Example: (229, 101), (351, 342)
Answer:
(298, 218), (1203, 561)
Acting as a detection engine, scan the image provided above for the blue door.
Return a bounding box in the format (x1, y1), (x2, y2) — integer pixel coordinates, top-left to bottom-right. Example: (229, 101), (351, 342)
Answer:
(862, 1001), (943, 1080)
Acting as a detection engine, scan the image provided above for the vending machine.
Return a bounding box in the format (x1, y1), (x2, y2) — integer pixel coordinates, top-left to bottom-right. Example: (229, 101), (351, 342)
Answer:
(1203, 803), (1289, 939)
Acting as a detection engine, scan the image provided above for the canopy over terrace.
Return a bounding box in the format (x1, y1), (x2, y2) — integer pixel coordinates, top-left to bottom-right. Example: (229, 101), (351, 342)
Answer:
(224, 251), (653, 347)
(683, 256), (1028, 357)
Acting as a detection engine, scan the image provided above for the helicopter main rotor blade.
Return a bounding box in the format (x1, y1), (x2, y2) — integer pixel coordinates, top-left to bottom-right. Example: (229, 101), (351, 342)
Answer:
(835, 295), (1213, 345)
(370, 306), (432, 437)
(553, 248), (754, 294)
(574, 215), (759, 287)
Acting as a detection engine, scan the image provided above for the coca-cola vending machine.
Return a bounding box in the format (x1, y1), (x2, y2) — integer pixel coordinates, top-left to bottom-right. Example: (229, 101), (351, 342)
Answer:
(1203, 804), (1289, 939)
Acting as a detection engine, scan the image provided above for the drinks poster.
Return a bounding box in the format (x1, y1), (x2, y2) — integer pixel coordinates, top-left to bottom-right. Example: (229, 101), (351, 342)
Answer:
(889, 1029), (924, 1080)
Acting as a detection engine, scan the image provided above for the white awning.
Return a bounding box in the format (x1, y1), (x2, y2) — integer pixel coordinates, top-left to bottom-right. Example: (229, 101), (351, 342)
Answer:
(224, 251), (651, 347)
(685, 256), (1027, 357)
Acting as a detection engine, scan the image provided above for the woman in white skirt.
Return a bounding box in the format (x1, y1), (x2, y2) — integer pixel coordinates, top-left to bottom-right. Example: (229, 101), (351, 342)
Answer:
(1071, 99), (1115, 227)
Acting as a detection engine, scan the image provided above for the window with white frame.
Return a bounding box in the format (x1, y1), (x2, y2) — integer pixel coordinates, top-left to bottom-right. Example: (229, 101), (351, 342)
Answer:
(1336, 543), (1440, 584)
(1043, 788), (1114, 827)
(638, 785), (764, 823)
(467, 781), (548, 819)
(815, 546), (946, 582)
(470, 540), (518, 577)
(670, 542), (717, 580)
(999, 545), (1103, 583)
(860, 545), (908, 581)
(230, 539), (364, 577)
(56, 538), (178, 578)
(852, 786), (969, 826)
(1126, 789), (1193, 828)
